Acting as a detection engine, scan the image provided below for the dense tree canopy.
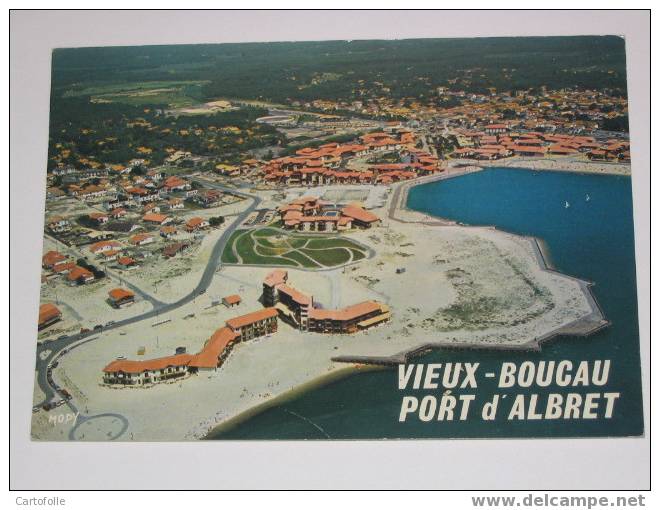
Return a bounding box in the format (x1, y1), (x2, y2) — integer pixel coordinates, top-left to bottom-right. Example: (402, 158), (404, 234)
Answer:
(52, 37), (628, 105)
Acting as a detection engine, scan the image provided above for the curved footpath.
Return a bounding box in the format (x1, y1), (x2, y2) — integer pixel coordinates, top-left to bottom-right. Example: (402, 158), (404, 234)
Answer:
(34, 182), (262, 433)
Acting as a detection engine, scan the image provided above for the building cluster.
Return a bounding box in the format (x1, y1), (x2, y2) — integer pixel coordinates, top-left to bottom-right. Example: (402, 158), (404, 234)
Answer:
(277, 196), (380, 232)
(42, 249), (96, 286)
(262, 269), (390, 334)
(450, 125), (631, 162)
(300, 85), (628, 132)
(102, 268), (390, 386)
(43, 207), (215, 277)
(102, 307), (278, 386)
(256, 130), (442, 187)
(45, 162), (236, 254)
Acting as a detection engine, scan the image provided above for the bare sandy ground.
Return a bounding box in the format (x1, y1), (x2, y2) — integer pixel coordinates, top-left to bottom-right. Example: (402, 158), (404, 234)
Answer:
(32, 205), (599, 440)
(44, 196), (100, 219)
(119, 227), (224, 303)
(39, 279), (153, 340)
(106, 200), (248, 303)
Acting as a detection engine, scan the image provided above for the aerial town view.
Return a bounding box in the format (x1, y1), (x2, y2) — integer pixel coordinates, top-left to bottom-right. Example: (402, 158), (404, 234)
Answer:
(31, 36), (642, 441)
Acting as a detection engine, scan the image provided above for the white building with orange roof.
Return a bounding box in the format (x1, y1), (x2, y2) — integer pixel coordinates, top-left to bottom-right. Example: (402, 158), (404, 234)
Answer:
(129, 233), (155, 246)
(67, 266), (95, 285)
(108, 288), (135, 308)
(185, 217), (209, 232)
(38, 303), (62, 330)
(99, 249), (120, 262)
(142, 213), (172, 225)
(89, 240), (122, 255)
(42, 250), (67, 269)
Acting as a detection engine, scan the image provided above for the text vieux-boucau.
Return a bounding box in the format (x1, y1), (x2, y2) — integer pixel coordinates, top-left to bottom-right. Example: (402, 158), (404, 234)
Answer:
(397, 360), (619, 422)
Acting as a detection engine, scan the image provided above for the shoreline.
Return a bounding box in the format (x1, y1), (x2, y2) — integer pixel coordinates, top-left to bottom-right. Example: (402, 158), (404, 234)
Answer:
(36, 166), (614, 442)
(205, 167), (612, 439)
(346, 169), (610, 358)
(203, 364), (385, 439)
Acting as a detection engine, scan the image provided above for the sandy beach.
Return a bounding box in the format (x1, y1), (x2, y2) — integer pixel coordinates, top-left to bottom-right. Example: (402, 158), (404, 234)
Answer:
(31, 176), (607, 440)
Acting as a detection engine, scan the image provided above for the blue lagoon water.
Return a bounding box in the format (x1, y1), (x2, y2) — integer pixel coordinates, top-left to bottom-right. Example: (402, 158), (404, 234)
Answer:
(211, 168), (643, 439)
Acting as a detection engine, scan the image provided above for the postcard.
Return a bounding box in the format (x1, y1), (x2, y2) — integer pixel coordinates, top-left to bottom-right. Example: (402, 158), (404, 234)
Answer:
(32, 36), (642, 441)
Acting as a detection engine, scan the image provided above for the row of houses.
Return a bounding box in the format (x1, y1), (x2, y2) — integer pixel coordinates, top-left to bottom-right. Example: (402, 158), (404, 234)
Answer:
(259, 131), (442, 187)
(102, 307), (279, 386)
(451, 125), (631, 161)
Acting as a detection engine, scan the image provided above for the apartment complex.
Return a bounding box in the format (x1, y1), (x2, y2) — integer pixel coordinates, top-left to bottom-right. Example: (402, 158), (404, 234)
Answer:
(278, 196), (380, 232)
(102, 307), (278, 386)
(262, 269), (390, 334)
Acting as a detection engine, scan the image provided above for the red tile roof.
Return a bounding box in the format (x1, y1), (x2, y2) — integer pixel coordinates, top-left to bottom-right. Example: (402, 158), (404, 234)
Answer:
(42, 251), (66, 267)
(308, 301), (384, 321)
(129, 233), (153, 245)
(103, 353), (195, 374)
(52, 261), (76, 273)
(341, 204), (379, 223)
(39, 303), (61, 326)
(264, 269), (288, 287)
(67, 266), (94, 281)
(189, 327), (238, 368)
(186, 217), (206, 228)
(226, 307), (278, 330)
(277, 284), (312, 306)
(223, 294), (241, 305)
(89, 240), (122, 253)
(143, 213), (169, 223)
(108, 288), (135, 301)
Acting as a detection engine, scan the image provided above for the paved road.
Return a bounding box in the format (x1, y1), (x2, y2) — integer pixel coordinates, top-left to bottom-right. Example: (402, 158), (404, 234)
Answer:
(45, 234), (165, 308)
(34, 182), (262, 435)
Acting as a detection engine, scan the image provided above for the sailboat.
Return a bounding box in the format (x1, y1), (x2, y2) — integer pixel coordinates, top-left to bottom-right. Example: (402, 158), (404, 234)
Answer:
(586, 194), (591, 202)
(564, 201), (570, 209)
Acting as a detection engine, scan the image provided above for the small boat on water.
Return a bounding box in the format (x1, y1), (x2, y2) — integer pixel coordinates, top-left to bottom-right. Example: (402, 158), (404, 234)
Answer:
(565, 201), (570, 209)
(586, 194), (591, 202)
